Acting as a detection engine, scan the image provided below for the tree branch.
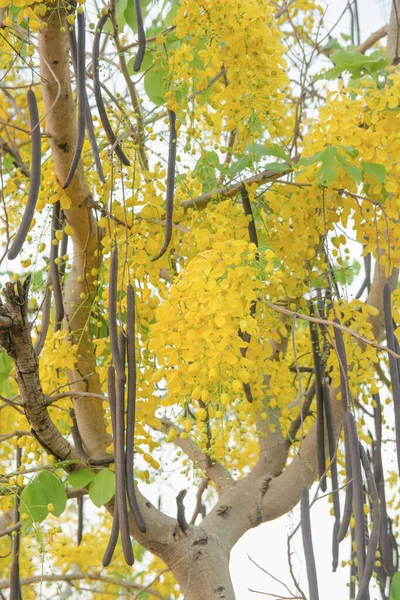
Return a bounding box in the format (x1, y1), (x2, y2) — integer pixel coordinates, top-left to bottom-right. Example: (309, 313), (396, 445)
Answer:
(157, 418), (234, 494)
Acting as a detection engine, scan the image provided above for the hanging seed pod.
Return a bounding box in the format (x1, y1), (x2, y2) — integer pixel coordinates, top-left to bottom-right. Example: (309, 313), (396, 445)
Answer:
(126, 284), (146, 533)
(102, 366), (120, 567)
(50, 201), (64, 331)
(133, 0), (146, 71)
(152, 110), (177, 261)
(356, 444), (380, 600)
(63, 10), (86, 189)
(8, 89), (41, 261)
(309, 308), (326, 492)
(68, 25), (105, 183)
(9, 443), (22, 600)
(92, 11), (130, 166)
(108, 244), (126, 383)
(300, 486), (319, 600)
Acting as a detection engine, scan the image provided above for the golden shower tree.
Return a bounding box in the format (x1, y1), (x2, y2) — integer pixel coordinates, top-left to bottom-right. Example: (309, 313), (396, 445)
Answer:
(0, 0), (400, 598)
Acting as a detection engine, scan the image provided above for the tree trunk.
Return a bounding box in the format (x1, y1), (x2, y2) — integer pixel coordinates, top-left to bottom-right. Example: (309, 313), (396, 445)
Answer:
(167, 528), (235, 600)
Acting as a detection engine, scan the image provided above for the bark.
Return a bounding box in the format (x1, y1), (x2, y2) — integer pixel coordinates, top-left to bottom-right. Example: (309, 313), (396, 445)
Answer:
(387, 0), (400, 63)
(39, 9), (108, 459)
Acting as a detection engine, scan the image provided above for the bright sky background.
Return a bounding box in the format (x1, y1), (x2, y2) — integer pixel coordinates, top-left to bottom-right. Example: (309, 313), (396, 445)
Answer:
(230, 2), (392, 599)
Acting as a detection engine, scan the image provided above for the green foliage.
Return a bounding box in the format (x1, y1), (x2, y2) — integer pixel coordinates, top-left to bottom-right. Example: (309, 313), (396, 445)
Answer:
(20, 472), (67, 523)
(88, 469), (116, 508)
(68, 468), (95, 490)
(390, 572), (400, 600)
(0, 351), (13, 395)
(315, 49), (389, 81)
(361, 161), (387, 183)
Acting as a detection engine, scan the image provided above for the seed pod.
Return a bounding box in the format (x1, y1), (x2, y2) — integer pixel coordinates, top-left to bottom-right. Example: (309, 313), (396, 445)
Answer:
(152, 110), (177, 261)
(372, 393), (392, 577)
(240, 184), (259, 251)
(77, 496), (83, 546)
(50, 201), (64, 330)
(8, 89), (41, 261)
(114, 334), (135, 566)
(34, 280), (51, 357)
(357, 444), (381, 600)
(133, 0), (146, 72)
(108, 245), (126, 383)
(63, 10), (86, 189)
(333, 318), (350, 411)
(102, 366), (120, 567)
(10, 443), (22, 600)
(322, 381), (340, 570)
(92, 11), (130, 166)
(345, 410), (366, 582)
(237, 184), (259, 403)
(300, 486), (319, 600)
(126, 284), (146, 533)
(68, 25), (105, 183)
(309, 310), (326, 492)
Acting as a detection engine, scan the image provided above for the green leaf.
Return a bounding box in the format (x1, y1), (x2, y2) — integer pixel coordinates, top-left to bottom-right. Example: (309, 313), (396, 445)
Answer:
(0, 352), (13, 395)
(264, 162), (290, 174)
(20, 480), (48, 523)
(124, 0), (137, 33)
(68, 469), (95, 490)
(390, 572), (400, 600)
(316, 147), (338, 186)
(37, 471), (67, 517)
(89, 469), (116, 508)
(315, 49), (389, 81)
(322, 38), (341, 51)
(336, 154), (362, 185)
(362, 162), (387, 183)
(144, 65), (168, 106)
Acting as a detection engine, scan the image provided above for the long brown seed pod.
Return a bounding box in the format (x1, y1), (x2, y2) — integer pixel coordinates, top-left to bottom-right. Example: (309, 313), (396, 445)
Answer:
(383, 281), (400, 476)
(240, 184), (259, 251)
(349, 525), (356, 600)
(63, 10), (86, 189)
(152, 109), (177, 261)
(372, 393), (392, 576)
(114, 332), (135, 566)
(337, 437), (353, 544)
(34, 280), (51, 356)
(50, 201), (64, 330)
(10, 443), (22, 600)
(322, 380), (340, 570)
(126, 284), (146, 533)
(77, 496), (83, 546)
(92, 11), (130, 166)
(333, 318), (350, 411)
(133, 0), (146, 71)
(68, 25), (105, 183)
(357, 444), (381, 600)
(300, 486), (319, 600)
(345, 410), (366, 582)
(102, 366), (120, 567)
(108, 245), (126, 383)
(309, 310), (326, 492)
(355, 253), (371, 299)
(58, 228), (69, 281)
(8, 89), (41, 261)
(237, 185), (259, 403)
